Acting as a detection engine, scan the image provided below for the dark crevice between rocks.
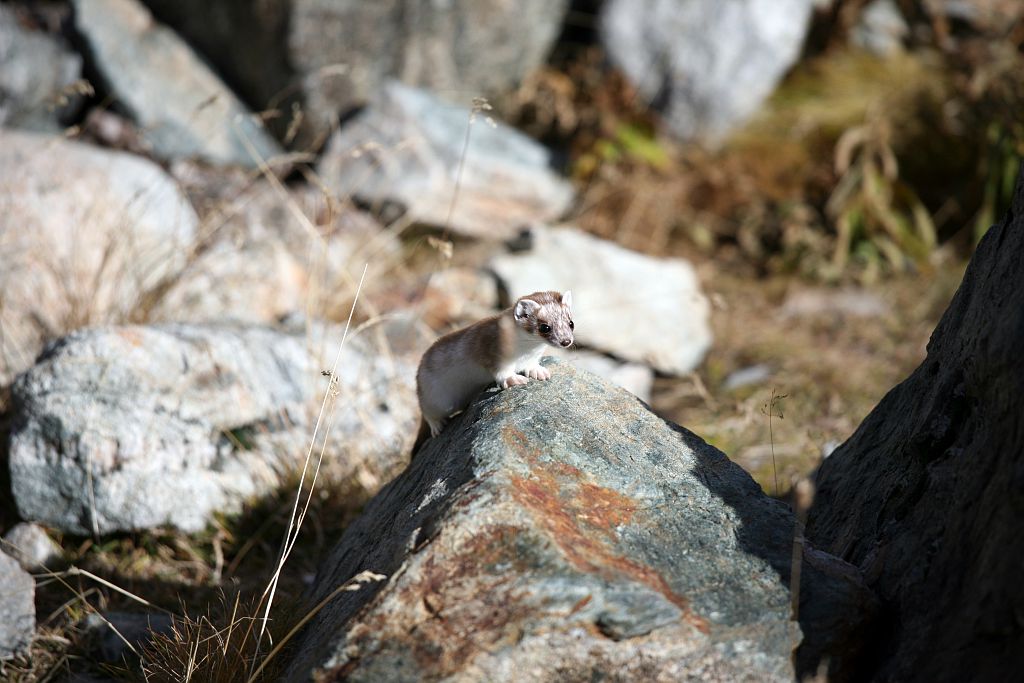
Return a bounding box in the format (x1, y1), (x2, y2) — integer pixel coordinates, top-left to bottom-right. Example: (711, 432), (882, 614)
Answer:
(60, 2), (131, 129)
(139, 0), (301, 145)
(0, 409), (19, 530)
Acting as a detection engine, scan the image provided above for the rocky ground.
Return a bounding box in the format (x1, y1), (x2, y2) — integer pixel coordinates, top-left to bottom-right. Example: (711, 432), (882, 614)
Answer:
(1, 1), (1020, 681)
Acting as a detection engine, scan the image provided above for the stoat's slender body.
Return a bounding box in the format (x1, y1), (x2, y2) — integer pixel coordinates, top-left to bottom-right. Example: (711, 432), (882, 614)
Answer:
(413, 290), (574, 454)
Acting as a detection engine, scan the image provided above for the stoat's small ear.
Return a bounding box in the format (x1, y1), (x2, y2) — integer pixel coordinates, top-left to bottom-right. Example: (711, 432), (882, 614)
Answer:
(514, 298), (540, 320)
(561, 290), (573, 311)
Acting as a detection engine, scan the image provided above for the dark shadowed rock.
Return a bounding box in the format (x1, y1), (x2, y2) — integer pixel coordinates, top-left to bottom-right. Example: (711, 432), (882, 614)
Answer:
(600, 0), (813, 143)
(81, 611), (173, 663)
(8, 322), (420, 535)
(0, 5), (82, 131)
(0, 549), (34, 660)
(285, 361), (874, 681)
(140, 0), (569, 147)
(806, 166), (1024, 680)
(72, 0), (282, 167)
(318, 82), (574, 240)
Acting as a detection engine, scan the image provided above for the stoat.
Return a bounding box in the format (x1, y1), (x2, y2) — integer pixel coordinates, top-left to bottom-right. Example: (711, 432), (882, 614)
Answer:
(412, 290), (574, 455)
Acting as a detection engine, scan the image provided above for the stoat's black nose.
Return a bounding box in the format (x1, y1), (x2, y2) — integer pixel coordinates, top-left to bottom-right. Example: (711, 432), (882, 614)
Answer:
(560, 339), (572, 347)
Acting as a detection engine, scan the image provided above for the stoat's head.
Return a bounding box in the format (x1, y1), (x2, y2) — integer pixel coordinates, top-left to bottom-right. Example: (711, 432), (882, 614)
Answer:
(512, 290), (575, 348)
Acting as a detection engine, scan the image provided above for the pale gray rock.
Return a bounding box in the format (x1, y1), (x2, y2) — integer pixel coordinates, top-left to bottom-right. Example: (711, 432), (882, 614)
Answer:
(9, 322), (420, 535)
(490, 226), (712, 375)
(0, 130), (198, 387)
(600, 0), (814, 142)
(156, 182), (399, 325)
(317, 82), (574, 239)
(140, 0), (569, 147)
(852, 0), (908, 55)
(72, 0), (282, 167)
(0, 549), (34, 660)
(285, 360), (876, 681)
(1, 523), (61, 572)
(723, 364), (773, 391)
(566, 351), (654, 402)
(781, 288), (890, 319)
(0, 5), (82, 131)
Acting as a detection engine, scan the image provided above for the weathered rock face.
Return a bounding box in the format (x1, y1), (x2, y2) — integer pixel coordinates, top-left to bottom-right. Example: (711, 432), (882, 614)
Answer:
(806, 167), (1024, 681)
(600, 0), (813, 142)
(8, 322), (420, 535)
(72, 0), (282, 167)
(318, 81), (574, 239)
(141, 0), (569, 147)
(490, 226), (712, 375)
(0, 549), (34, 660)
(0, 5), (82, 131)
(0, 130), (198, 387)
(285, 361), (874, 681)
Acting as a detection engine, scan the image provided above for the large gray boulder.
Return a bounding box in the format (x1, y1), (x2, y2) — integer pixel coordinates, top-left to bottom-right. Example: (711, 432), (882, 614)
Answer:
(0, 130), (198, 387)
(141, 0), (570, 147)
(0, 5), (82, 132)
(490, 226), (712, 375)
(0, 549), (34, 660)
(805, 167), (1024, 680)
(284, 361), (875, 681)
(600, 0), (814, 142)
(72, 0), (282, 167)
(8, 322), (420, 535)
(318, 81), (574, 239)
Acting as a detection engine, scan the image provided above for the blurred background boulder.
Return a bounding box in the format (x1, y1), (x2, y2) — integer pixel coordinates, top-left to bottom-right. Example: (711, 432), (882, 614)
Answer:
(0, 129), (198, 387)
(139, 0), (570, 149)
(600, 0), (815, 143)
(0, 4), (82, 132)
(72, 0), (282, 167)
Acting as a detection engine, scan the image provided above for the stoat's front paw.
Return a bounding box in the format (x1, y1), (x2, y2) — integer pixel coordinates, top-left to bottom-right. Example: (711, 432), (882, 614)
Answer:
(501, 374), (529, 389)
(525, 365), (551, 381)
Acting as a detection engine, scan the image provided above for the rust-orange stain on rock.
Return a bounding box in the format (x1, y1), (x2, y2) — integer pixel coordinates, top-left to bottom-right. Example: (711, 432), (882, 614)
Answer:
(502, 425), (709, 634)
(348, 523), (534, 679)
(572, 482), (636, 533)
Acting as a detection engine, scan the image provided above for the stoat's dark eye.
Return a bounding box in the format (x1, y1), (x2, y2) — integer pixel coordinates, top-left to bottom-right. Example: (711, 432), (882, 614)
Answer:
(538, 323), (552, 334)
(569, 320), (574, 330)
